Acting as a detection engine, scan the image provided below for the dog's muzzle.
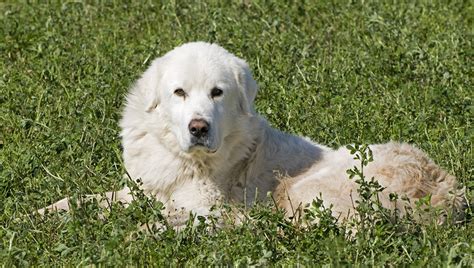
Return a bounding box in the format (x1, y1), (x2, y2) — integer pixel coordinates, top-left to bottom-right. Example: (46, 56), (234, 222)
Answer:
(188, 119), (213, 149)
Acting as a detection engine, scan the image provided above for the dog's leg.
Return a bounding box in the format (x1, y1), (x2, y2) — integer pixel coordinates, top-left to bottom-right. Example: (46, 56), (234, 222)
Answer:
(37, 187), (132, 215)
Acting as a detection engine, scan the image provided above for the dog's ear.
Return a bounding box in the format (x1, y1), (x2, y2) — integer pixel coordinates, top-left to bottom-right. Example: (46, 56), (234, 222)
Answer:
(132, 57), (166, 112)
(233, 58), (258, 115)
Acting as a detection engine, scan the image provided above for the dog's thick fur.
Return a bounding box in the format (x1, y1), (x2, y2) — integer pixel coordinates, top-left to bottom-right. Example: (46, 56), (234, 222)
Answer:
(40, 42), (466, 224)
(275, 142), (466, 223)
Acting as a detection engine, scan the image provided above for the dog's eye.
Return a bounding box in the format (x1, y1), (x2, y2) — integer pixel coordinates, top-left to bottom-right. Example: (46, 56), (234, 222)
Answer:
(174, 88), (186, 97)
(211, 87), (223, 98)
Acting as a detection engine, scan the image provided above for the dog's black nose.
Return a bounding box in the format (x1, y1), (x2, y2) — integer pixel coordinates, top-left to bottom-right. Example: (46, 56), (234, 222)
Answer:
(188, 119), (209, 138)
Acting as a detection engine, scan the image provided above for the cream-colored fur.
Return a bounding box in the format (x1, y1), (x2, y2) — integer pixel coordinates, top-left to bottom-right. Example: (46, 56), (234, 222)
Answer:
(39, 42), (465, 225)
(274, 142), (466, 223)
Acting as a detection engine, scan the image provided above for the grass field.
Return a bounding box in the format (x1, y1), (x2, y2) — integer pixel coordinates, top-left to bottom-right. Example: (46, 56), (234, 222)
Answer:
(1, 1), (472, 266)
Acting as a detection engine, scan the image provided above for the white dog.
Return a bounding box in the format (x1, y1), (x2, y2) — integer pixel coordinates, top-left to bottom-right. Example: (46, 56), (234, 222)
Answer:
(40, 42), (466, 224)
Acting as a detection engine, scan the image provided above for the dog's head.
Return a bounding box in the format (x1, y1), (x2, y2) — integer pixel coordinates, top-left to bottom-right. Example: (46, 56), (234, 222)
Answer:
(124, 42), (258, 155)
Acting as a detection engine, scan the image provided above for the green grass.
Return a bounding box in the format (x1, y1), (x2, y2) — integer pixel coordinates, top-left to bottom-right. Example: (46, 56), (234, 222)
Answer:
(1, 1), (472, 266)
